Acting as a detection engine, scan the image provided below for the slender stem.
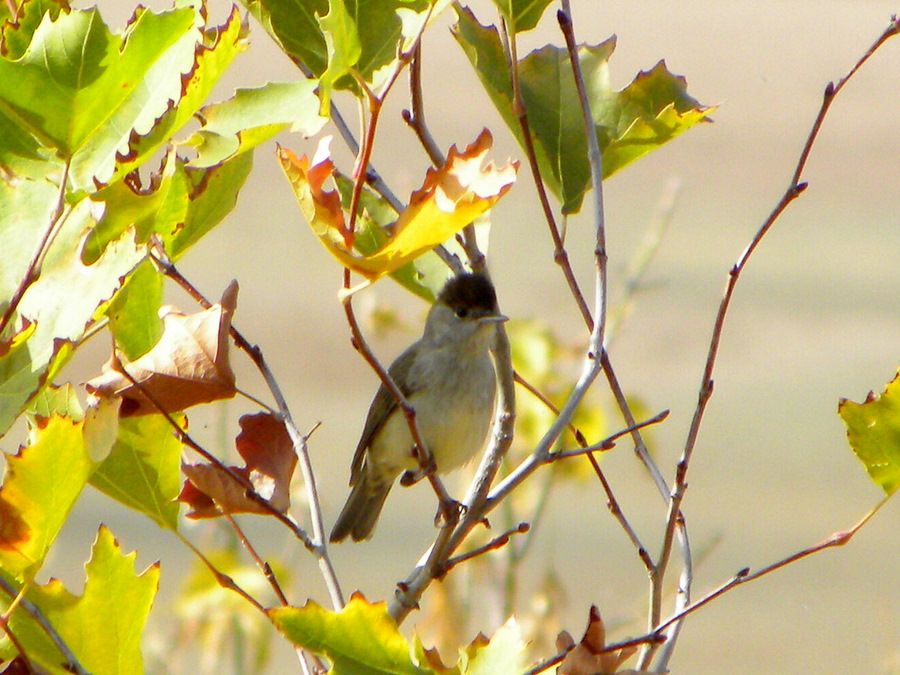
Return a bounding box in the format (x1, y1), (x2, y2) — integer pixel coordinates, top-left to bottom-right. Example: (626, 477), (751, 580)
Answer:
(176, 532), (267, 614)
(224, 514), (290, 606)
(649, 19), (900, 670)
(503, 20), (593, 329)
(150, 250), (345, 609)
(441, 522), (530, 574)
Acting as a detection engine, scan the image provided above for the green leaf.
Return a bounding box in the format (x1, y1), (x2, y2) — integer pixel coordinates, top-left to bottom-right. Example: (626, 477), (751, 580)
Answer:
(186, 80), (327, 167)
(26, 383), (84, 422)
(86, 149), (252, 264)
(317, 0), (362, 112)
(90, 414), (183, 530)
(242, 0), (431, 99)
(491, 0), (553, 33)
(107, 259), (164, 360)
(2, 526), (159, 674)
(240, 0), (329, 74)
(0, 5), (203, 191)
(838, 370), (900, 495)
(270, 594), (434, 674)
(453, 7), (712, 213)
(109, 6), (248, 185)
(0, 201), (143, 435)
(0, 0), (71, 61)
(0, 414), (93, 578)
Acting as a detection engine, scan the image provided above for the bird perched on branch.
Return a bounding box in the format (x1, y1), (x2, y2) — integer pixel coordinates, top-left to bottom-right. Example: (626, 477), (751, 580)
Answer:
(330, 273), (506, 542)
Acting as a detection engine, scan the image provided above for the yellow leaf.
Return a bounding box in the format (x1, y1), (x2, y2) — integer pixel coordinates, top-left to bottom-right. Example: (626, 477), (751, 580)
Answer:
(278, 129), (517, 279)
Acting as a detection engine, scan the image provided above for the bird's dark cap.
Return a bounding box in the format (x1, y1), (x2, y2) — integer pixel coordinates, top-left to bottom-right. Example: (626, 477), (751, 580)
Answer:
(437, 273), (497, 314)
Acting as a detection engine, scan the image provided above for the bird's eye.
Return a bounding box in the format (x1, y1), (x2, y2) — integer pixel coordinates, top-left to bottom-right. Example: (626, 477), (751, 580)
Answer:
(455, 306), (469, 318)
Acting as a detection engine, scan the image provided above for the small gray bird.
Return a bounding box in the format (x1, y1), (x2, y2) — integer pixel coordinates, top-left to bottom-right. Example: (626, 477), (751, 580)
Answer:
(330, 273), (505, 542)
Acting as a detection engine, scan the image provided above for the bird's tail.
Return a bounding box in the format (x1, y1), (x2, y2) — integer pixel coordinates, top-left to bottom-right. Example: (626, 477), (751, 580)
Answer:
(329, 472), (393, 542)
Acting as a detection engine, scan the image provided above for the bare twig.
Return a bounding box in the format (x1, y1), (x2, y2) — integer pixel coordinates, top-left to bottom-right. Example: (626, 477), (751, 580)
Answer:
(441, 522), (530, 574)
(176, 532), (267, 614)
(0, 160), (71, 338)
(150, 250), (346, 610)
(224, 514), (290, 606)
(0, 576), (89, 675)
(503, 19), (593, 329)
(0, 614), (35, 674)
(648, 18), (900, 670)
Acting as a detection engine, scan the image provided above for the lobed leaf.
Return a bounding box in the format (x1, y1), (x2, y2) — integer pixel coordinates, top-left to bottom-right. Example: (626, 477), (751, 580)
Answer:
(838, 369), (900, 495)
(0, 414), (93, 578)
(270, 593), (434, 674)
(278, 130), (516, 281)
(0, 5), (203, 191)
(453, 6), (712, 213)
(2, 526), (159, 674)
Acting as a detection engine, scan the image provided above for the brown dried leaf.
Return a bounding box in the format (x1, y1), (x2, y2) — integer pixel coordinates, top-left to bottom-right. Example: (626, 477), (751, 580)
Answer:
(86, 281), (238, 416)
(179, 412), (296, 518)
(558, 606), (638, 675)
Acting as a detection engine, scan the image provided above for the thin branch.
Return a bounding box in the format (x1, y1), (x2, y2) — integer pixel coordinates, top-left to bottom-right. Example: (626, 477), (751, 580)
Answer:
(0, 160), (71, 337)
(224, 514), (290, 606)
(150, 249), (345, 610)
(176, 532), (267, 615)
(0, 614), (35, 675)
(503, 19), (593, 329)
(649, 19), (900, 669)
(0, 576), (89, 675)
(441, 522), (530, 574)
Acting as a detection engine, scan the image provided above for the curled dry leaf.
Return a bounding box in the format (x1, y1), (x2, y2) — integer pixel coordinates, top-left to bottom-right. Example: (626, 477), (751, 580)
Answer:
(85, 281), (238, 416)
(558, 605), (639, 675)
(278, 129), (517, 280)
(179, 412), (297, 518)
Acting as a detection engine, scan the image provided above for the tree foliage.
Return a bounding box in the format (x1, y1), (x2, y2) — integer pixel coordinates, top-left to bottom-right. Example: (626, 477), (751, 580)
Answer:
(0, 0), (896, 673)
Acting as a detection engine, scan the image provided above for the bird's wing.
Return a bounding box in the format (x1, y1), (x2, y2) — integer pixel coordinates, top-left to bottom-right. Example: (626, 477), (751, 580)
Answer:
(348, 346), (421, 484)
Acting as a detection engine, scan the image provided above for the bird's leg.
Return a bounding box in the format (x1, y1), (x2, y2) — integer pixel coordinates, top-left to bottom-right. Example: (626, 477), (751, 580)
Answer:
(401, 444), (465, 529)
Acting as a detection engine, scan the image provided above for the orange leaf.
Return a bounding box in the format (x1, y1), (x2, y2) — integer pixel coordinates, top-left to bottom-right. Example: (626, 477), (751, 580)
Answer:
(179, 412), (297, 518)
(278, 129), (517, 280)
(86, 281), (238, 416)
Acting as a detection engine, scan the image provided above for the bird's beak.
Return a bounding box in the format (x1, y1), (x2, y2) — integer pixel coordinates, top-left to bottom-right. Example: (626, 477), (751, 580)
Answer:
(479, 313), (508, 324)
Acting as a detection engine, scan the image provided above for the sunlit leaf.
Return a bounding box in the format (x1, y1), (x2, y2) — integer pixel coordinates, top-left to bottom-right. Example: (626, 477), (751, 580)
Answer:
(90, 414), (184, 529)
(180, 412), (296, 518)
(85, 282), (238, 416)
(186, 80), (327, 167)
(2, 526), (159, 673)
(0, 5), (202, 191)
(0, 415), (93, 578)
(87, 149), (253, 264)
(278, 130), (516, 280)
(839, 369), (900, 495)
(107, 259), (164, 360)
(453, 6), (712, 213)
(460, 619), (526, 675)
(242, 0), (433, 101)
(270, 593), (433, 674)
(0, 207), (143, 435)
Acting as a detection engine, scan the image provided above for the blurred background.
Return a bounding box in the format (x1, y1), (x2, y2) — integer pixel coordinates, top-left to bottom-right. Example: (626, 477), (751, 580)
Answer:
(33, 0), (900, 672)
